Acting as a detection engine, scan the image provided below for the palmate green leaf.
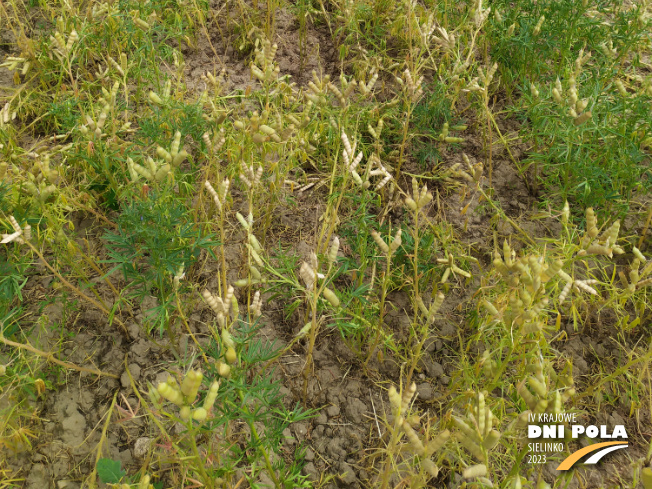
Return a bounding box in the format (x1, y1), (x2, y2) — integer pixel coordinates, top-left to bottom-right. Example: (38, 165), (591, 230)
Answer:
(96, 458), (126, 484)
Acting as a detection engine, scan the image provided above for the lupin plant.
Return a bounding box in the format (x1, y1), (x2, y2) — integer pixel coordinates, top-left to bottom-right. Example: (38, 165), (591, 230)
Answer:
(403, 178), (447, 386)
(153, 369), (220, 423)
(377, 381), (450, 488)
(515, 357), (576, 425)
(364, 225), (402, 368)
(196, 262), (314, 488)
(297, 238), (343, 401)
(452, 391), (502, 485)
(122, 129), (187, 187)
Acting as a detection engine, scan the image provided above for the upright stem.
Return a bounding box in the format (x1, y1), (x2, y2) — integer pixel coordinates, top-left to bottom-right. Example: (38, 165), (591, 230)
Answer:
(302, 289), (318, 404)
(364, 253), (390, 369)
(405, 209), (421, 387)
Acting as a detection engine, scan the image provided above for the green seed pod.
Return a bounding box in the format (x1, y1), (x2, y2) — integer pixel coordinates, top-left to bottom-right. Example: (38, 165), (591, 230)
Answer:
(249, 265), (261, 280)
(180, 406), (191, 420)
(158, 382), (184, 406)
(148, 91), (162, 104)
(405, 197), (417, 211)
(322, 287), (340, 307)
(425, 429), (450, 456)
(573, 111), (592, 126)
(236, 212), (250, 230)
(371, 230), (389, 254)
(192, 407), (207, 421)
(203, 381), (219, 410)
(218, 362), (231, 378)
(528, 376), (547, 398)
(534, 399), (548, 414)
(483, 429), (501, 450)
(586, 208), (598, 237)
(328, 237), (339, 265)
(154, 164), (171, 181)
(463, 464), (487, 479)
(457, 434), (485, 462)
(249, 234), (262, 252)
(517, 381), (537, 410)
(180, 369), (203, 399)
(225, 347), (237, 365)
(135, 18), (150, 31)
(222, 328), (235, 349)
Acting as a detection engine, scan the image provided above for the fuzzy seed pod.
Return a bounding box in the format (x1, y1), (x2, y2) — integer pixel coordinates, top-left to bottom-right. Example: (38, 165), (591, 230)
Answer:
(202, 290), (224, 315)
(529, 82), (539, 99)
(248, 265), (261, 281)
(401, 419), (425, 455)
(585, 244), (612, 257)
(533, 15), (545, 36)
(217, 362), (231, 378)
(573, 111), (592, 125)
(135, 18), (150, 31)
(390, 229), (402, 252)
(225, 347), (237, 365)
(179, 406), (191, 420)
(574, 280), (598, 295)
(251, 290), (263, 318)
(517, 381), (537, 410)
(633, 247), (646, 262)
(600, 220), (620, 245)
(248, 234), (262, 253)
(328, 237), (340, 265)
(528, 376), (547, 398)
(296, 322), (312, 338)
(482, 300), (499, 317)
(405, 197), (417, 211)
(180, 369), (203, 399)
(425, 429), (450, 457)
(388, 386), (401, 413)
(300, 262), (316, 289)
(322, 287), (340, 307)
(457, 433), (486, 462)
(463, 464), (487, 479)
(0, 365), (6, 375)
(371, 230), (390, 254)
(192, 407), (207, 421)
(203, 381), (219, 410)
(586, 208), (598, 237)
(149, 91), (162, 105)
(422, 459), (438, 477)
(235, 213), (249, 230)
(221, 328), (235, 351)
(558, 281), (573, 303)
(483, 429), (500, 450)
(157, 382), (184, 406)
(552, 88), (562, 104)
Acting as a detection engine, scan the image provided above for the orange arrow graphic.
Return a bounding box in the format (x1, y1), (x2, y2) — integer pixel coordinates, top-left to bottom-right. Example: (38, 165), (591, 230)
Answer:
(556, 441), (628, 471)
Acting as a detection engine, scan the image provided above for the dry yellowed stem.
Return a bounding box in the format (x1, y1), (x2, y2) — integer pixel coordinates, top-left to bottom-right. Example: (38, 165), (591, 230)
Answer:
(0, 335), (118, 378)
(25, 241), (130, 336)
